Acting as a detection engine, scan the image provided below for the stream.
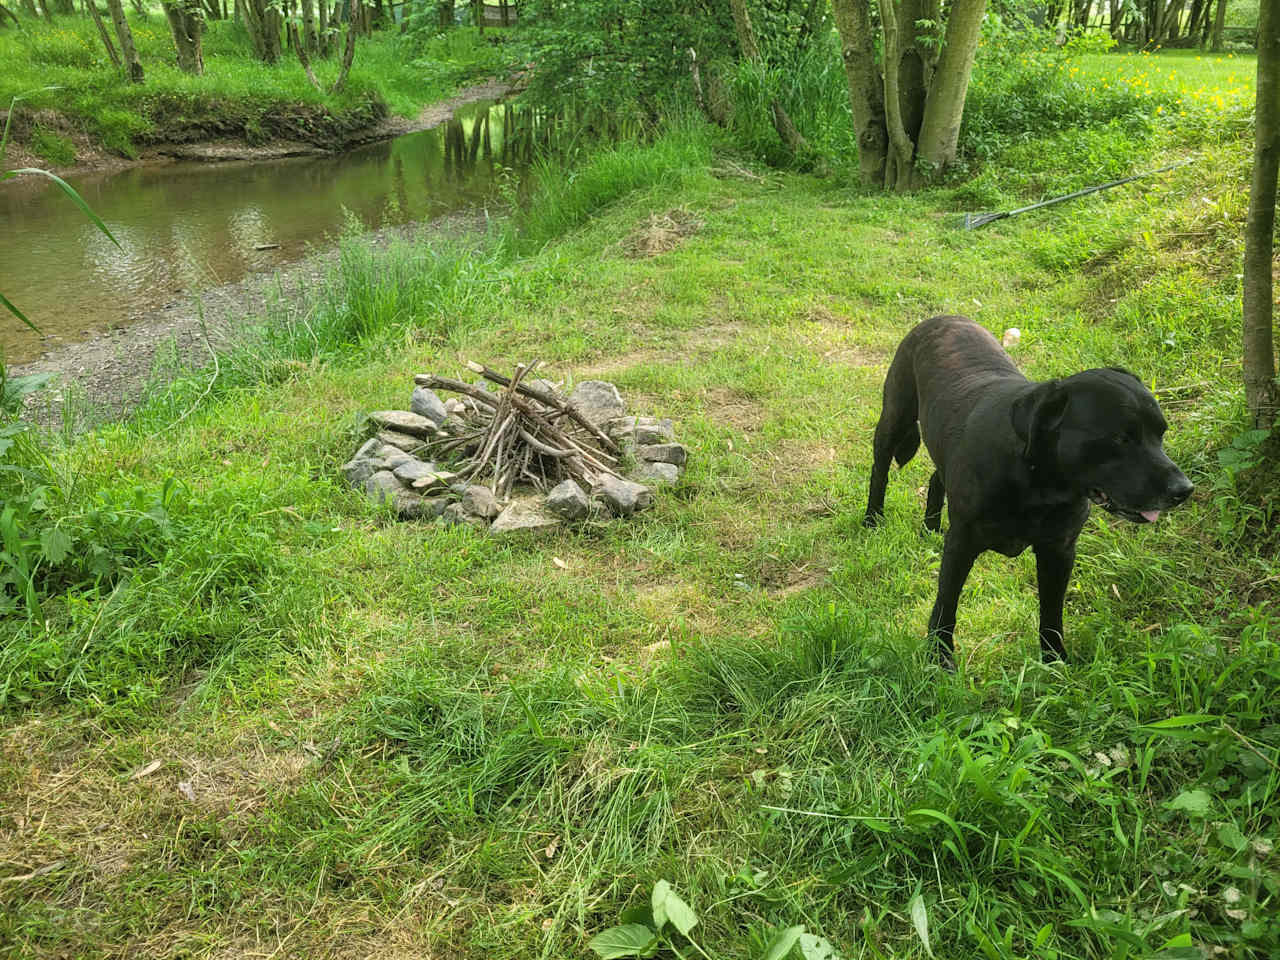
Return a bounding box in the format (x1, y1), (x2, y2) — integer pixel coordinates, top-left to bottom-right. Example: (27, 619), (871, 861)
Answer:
(1, 98), (519, 365)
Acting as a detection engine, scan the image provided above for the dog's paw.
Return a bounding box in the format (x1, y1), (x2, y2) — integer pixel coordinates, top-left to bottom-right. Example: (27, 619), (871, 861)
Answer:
(862, 511), (883, 529)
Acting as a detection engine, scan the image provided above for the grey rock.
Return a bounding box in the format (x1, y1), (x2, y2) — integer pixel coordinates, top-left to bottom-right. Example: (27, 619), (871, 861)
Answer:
(410, 469), (459, 492)
(604, 416), (637, 440)
(364, 470), (428, 520)
(393, 458), (440, 483)
(568, 380), (626, 426)
(410, 387), (448, 426)
(605, 416), (674, 445)
(592, 476), (655, 516)
(490, 498), (564, 534)
(368, 409), (437, 438)
(441, 502), (488, 528)
(631, 460), (680, 485)
(546, 479), (589, 520)
(354, 437), (383, 460)
(636, 443), (688, 467)
(342, 457), (379, 488)
(376, 445), (414, 470)
(378, 430), (429, 455)
(634, 419), (675, 445)
(460, 485), (501, 519)
(421, 496), (450, 518)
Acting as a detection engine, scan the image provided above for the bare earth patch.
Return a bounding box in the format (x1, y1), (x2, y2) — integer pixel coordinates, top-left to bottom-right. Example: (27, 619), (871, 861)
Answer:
(621, 208), (704, 258)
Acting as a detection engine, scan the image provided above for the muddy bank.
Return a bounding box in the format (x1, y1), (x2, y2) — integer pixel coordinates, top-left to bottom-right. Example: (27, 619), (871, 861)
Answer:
(11, 212), (488, 428)
(2, 79), (514, 177)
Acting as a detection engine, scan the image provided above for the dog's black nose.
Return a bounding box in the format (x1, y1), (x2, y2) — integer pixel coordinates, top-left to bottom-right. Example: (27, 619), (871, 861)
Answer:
(1167, 473), (1193, 505)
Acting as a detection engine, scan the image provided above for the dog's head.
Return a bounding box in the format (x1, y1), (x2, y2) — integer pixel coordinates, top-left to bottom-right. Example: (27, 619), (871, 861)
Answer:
(1011, 367), (1193, 523)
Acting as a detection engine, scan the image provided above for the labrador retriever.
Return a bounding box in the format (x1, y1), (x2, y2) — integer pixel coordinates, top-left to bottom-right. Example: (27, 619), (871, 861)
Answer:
(864, 314), (1193, 665)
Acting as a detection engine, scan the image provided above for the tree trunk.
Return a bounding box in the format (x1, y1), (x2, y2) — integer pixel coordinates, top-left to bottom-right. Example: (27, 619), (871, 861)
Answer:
(318, 0), (328, 54)
(330, 0), (358, 92)
(105, 0), (144, 81)
(0, 2), (20, 24)
(913, 0), (987, 183)
(1243, 0), (1280, 429)
(1210, 0), (1227, 51)
(290, 20), (322, 88)
(242, 0), (282, 62)
(85, 0), (122, 66)
(162, 0), (205, 73)
(830, 0), (888, 187)
(35, 0), (52, 21)
(18, 0), (37, 18)
(879, 0), (918, 189)
(437, 0), (449, 26)
(301, 0), (316, 51)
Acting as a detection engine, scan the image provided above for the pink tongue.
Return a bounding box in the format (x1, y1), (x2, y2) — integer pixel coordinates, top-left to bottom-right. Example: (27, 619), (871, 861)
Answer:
(1140, 509), (1161, 523)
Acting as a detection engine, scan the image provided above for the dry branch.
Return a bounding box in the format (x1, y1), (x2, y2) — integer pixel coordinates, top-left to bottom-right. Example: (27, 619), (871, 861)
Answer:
(415, 363), (624, 497)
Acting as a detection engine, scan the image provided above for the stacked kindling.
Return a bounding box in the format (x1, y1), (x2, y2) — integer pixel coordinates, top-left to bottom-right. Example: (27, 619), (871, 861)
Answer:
(341, 362), (689, 533)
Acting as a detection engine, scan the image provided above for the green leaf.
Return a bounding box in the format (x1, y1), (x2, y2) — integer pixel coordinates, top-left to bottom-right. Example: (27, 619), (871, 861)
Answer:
(0, 290), (38, 333)
(797, 932), (839, 960)
(651, 880), (697, 937)
(39, 527), (72, 565)
(587, 924), (658, 959)
(651, 879), (671, 932)
(1166, 789), (1213, 818)
(1143, 713), (1218, 729)
(5, 168), (121, 249)
(908, 894), (934, 958)
(761, 925), (805, 960)
(1216, 823), (1248, 851)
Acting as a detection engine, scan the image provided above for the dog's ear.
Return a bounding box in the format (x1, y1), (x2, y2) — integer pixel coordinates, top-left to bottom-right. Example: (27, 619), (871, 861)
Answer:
(1106, 366), (1143, 385)
(1011, 380), (1070, 464)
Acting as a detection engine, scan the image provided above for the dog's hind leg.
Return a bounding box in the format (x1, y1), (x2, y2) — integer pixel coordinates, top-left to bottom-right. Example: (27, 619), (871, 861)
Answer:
(1033, 540), (1076, 662)
(864, 373), (919, 528)
(923, 471), (945, 532)
(926, 531), (980, 669)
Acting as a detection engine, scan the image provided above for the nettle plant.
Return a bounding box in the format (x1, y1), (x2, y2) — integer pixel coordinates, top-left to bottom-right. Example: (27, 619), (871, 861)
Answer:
(588, 880), (845, 960)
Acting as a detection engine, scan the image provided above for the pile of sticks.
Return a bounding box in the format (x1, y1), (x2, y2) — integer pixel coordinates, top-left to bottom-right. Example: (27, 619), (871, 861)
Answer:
(414, 361), (623, 498)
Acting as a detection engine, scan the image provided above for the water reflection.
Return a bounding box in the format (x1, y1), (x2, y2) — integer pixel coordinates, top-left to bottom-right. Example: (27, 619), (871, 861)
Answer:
(0, 99), (515, 363)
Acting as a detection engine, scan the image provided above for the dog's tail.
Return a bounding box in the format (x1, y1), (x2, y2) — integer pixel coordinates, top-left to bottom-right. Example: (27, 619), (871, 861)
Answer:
(893, 422), (921, 468)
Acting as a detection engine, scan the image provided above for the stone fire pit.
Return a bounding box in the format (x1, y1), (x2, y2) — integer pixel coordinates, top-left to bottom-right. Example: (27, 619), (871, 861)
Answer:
(341, 362), (688, 533)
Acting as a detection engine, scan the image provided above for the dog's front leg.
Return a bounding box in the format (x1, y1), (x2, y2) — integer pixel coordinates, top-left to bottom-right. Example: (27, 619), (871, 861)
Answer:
(1033, 540), (1077, 662)
(927, 531), (980, 669)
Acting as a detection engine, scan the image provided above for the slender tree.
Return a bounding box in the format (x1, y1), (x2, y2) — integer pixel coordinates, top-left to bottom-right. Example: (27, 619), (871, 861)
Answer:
(84, 0), (123, 66)
(105, 0), (145, 82)
(1243, 0), (1279, 429)
(162, 0), (205, 73)
(831, 0), (987, 189)
(0, 2), (22, 24)
(330, 0), (358, 92)
(1210, 0), (1228, 51)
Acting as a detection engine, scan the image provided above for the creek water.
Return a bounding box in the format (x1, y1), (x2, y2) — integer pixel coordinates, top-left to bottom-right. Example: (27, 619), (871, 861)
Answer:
(1, 99), (518, 365)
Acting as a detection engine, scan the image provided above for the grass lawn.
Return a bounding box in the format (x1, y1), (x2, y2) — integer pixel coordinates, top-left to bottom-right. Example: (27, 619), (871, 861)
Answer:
(0, 48), (1276, 960)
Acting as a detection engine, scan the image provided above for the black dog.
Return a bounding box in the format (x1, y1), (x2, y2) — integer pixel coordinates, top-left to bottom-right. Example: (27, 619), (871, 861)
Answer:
(864, 315), (1192, 665)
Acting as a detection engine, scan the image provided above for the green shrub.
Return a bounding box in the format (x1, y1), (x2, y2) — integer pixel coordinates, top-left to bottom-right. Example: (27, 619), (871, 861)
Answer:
(30, 124), (75, 165)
